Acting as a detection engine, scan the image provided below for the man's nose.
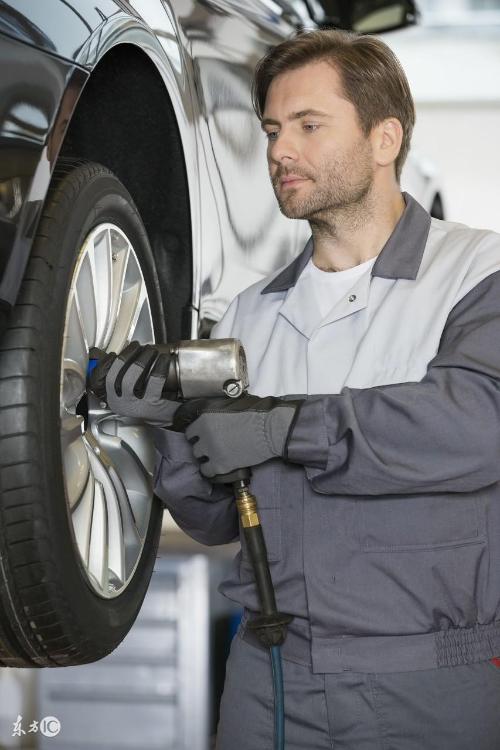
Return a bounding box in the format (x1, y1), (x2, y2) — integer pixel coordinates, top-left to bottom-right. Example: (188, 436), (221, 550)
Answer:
(268, 130), (299, 164)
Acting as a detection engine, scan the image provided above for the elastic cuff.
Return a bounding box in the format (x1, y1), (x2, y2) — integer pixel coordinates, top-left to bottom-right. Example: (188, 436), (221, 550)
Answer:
(285, 398), (329, 469)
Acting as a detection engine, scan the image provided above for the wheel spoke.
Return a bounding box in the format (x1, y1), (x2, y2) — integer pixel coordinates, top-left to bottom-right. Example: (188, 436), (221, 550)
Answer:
(107, 464), (142, 581)
(102, 228), (130, 350)
(85, 431), (142, 588)
(93, 418), (154, 540)
(87, 479), (109, 592)
(71, 472), (95, 566)
(109, 422), (155, 475)
(61, 358), (86, 410)
(129, 289), (154, 344)
(60, 413), (88, 509)
(75, 252), (97, 347)
(108, 253), (153, 352)
(65, 293), (89, 379)
(88, 226), (114, 349)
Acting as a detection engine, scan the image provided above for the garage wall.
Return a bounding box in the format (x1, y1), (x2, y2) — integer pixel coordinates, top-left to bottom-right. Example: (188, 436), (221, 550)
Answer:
(413, 103), (500, 232)
(387, 26), (500, 232)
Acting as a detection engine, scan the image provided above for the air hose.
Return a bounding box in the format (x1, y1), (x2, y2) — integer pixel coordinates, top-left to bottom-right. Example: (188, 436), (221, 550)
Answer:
(190, 467), (291, 748)
(229, 474), (293, 750)
(270, 645), (286, 749)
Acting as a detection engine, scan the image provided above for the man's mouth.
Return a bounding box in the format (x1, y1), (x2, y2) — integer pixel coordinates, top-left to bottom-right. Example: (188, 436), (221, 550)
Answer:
(280, 177), (308, 190)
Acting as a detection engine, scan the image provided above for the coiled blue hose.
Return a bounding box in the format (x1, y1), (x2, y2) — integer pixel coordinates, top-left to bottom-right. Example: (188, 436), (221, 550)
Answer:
(270, 645), (285, 750)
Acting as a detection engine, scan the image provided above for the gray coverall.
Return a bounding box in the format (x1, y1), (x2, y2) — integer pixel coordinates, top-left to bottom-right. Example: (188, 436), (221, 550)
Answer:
(153, 193), (500, 748)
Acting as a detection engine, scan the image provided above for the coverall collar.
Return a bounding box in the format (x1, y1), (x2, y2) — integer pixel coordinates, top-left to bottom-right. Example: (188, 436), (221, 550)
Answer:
(261, 192), (431, 295)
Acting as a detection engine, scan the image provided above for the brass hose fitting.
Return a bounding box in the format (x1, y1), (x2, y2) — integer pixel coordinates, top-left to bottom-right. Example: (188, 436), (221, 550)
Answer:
(235, 486), (260, 528)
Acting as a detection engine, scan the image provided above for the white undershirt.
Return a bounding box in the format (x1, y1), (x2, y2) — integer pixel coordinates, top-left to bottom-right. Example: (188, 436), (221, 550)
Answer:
(298, 255), (377, 325)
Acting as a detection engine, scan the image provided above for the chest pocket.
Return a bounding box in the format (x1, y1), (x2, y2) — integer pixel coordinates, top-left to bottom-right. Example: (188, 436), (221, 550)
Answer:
(240, 460), (282, 568)
(356, 494), (486, 552)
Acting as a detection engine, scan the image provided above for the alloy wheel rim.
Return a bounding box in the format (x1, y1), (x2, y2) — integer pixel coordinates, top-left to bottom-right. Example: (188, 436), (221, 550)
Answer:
(60, 222), (156, 598)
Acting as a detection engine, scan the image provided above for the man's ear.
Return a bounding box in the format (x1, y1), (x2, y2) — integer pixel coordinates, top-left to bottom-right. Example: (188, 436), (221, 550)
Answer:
(372, 117), (403, 170)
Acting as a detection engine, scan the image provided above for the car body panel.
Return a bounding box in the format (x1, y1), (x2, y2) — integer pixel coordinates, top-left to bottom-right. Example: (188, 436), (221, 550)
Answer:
(0, 0), (123, 61)
(0, 32), (87, 305)
(175, 0), (306, 322)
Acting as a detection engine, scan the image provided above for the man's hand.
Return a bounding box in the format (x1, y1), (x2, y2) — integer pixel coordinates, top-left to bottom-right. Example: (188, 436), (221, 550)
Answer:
(87, 341), (181, 426)
(172, 395), (304, 478)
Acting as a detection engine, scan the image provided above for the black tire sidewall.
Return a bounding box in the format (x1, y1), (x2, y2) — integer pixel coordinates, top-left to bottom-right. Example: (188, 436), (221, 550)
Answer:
(38, 166), (164, 651)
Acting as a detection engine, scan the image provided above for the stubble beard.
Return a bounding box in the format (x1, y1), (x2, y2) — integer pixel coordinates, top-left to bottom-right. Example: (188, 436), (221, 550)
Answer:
(272, 138), (375, 229)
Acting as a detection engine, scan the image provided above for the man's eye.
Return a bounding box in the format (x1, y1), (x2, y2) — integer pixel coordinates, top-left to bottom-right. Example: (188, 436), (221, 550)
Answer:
(264, 124), (320, 140)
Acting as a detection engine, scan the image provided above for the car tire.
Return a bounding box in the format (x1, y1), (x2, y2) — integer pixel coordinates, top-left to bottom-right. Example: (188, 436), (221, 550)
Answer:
(0, 159), (166, 667)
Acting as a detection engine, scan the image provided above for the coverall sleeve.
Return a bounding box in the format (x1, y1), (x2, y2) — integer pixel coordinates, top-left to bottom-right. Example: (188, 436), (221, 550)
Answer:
(152, 428), (238, 545)
(286, 269), (500, 495)
(151, 300), (240, 545)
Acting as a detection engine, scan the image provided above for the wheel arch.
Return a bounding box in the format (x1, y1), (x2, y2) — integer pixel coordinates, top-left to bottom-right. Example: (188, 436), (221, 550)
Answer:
(58, 43), (193, 342)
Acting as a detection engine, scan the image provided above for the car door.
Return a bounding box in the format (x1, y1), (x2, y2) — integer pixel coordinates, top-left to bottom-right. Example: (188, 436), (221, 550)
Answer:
(172, 0), (310, 326)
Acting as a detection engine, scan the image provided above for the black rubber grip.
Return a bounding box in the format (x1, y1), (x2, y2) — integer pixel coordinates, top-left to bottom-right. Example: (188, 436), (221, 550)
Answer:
(210, 467), (251, 484)
(242, 525), (277, 615)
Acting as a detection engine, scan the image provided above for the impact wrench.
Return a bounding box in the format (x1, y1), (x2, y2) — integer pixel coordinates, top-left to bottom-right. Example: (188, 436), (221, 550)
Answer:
(87, 338), (293, 750)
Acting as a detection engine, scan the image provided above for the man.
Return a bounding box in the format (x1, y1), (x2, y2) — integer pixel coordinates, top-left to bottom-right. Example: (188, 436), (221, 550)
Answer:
(98, 30), (500, 749)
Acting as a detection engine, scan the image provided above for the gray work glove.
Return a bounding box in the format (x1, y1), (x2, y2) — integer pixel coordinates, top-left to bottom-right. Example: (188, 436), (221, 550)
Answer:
(172, 395), (304, 478)
(87, 341), (181, 427)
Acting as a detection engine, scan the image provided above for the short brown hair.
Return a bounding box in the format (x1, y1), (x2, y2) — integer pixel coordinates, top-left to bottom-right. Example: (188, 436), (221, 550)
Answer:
(251, 29), (415, 182)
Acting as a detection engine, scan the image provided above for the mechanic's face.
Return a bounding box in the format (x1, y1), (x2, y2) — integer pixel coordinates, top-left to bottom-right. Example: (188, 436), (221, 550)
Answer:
(262, 60), (375, 219)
